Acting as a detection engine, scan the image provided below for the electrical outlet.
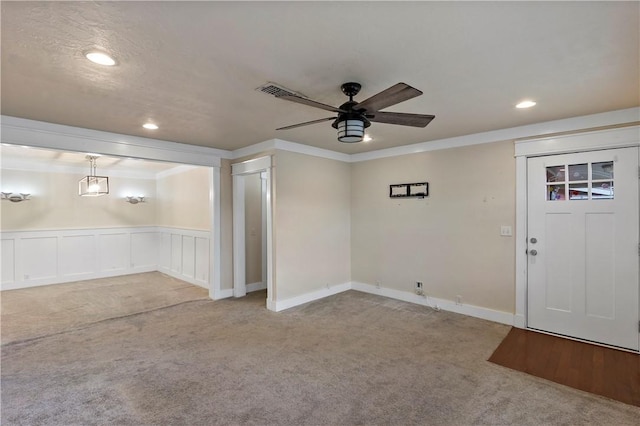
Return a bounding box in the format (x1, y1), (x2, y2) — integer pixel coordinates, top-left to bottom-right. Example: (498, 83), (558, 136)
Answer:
(415, 281), (424, 296)
(375, 281), (381, 289)
(456, 295), (462, 305)
(326, 283), (330, 289)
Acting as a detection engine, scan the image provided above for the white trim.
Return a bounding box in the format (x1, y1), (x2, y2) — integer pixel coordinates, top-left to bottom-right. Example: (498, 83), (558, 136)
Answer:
(351, 108), (639, 162)
(514, 155), (528, 329)
(514, 125), (640, 157)
(514, 126), (640, 332)
(1, 115), (224, 167)
(231, 155), (272, 175)
(232, 173), (246, 298)
(231, 138), (351, 163)
(155, 164), (200, 179)
(270, 283), (351, 312)
(0, 156), (161, 180)
(211, 167), (223, 300)
(156, 226), (210, 239)
(351, 282), (515, 325)
(231, 156), (274, 307)
(246, 281), (266, 293)
(219, 288), (234, 299)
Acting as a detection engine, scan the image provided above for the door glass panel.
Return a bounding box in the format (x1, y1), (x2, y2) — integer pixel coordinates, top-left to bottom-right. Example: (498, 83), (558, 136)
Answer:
(547, 184), (565, 201)
(546, 166), (565, 182)
(592, 162), (614, 180)
(568, 164), (588, 181)
(592, 181), (614, 199)
(569, 183), (589, 200)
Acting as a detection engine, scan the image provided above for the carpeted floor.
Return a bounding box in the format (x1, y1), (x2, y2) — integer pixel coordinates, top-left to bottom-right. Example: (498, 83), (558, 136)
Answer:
(2, 274), (639, 425)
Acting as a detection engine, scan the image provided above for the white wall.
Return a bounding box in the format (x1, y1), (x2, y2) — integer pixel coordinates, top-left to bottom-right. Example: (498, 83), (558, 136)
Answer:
(351, 140), (516, 314)
(274, 150), (351, 301)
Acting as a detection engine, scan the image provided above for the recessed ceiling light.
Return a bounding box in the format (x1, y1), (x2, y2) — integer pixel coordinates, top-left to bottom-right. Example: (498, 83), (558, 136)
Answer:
(84, 51), (116, 66)
(516, 100), (536, 109)
(143, 123), (159, 130)
(363, 134), (373, 142)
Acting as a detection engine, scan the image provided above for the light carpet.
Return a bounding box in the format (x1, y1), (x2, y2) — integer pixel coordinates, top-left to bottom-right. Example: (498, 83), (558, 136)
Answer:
(2, 278), (639, 425)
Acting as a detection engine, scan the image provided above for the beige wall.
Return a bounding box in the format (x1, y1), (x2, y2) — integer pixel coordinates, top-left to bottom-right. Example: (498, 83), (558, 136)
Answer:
(274, 150), (351, 300)
(244, 172), (263, 285)
(156, 167), (210, 231)
(351, 141), (516, 313)
(1, 169), (156, 230)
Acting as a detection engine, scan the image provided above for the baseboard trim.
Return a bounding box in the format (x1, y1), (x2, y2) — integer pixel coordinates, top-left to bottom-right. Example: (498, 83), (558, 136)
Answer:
(271, 282), (351, 312)
(158, 267), (208, 290)
(351, 282), (515, 326)
(1, 267), (157, 291)
(513, 314), (526, 329)
(216, 288), (234, 299)
(246, 281), (267, 293)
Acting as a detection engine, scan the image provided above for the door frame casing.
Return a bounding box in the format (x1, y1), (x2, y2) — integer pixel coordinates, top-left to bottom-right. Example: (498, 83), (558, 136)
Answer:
(231, 156), (274, 308)
(514, 125), (640, 329)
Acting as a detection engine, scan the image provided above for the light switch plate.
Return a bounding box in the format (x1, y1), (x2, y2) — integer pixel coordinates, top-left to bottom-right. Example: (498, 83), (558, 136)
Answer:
(500, 226), (513, 237)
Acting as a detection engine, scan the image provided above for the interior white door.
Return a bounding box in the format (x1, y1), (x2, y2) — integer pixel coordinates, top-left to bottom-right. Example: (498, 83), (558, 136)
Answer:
(527, 147), (639, 351)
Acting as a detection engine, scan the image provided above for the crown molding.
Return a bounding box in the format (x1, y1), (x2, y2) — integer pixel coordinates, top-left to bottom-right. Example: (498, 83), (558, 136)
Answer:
(0, 116), (226, 167)
(349, 107), (640, 162)
(1, 156), (165, 179)
(4, 107), (638, 169)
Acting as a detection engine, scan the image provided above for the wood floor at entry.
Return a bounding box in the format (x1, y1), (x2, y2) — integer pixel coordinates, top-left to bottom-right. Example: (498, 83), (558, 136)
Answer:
(489, 327), (640, 407)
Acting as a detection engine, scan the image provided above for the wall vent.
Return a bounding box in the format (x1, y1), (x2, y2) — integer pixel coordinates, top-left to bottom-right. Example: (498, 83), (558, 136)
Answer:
(256, 82), (305, 98)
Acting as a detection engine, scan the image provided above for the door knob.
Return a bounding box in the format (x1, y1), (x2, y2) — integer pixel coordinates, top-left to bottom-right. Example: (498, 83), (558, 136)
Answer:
(530, 238), (537, 244)
(530, 249), (538, 256)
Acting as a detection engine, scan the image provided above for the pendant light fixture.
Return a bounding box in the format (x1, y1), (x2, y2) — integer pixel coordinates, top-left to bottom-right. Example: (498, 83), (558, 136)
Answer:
(79, 155), (109, 196)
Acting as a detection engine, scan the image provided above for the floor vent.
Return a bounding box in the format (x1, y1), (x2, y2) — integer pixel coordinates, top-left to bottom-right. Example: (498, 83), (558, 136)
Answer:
(256, 82), (304, 98)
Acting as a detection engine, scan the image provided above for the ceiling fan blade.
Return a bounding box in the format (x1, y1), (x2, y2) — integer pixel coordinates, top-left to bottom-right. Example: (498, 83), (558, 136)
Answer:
(368, 111), (435, 127)
(276, 117), (335, 131)
(276, 95), (346, 113)
(355, 83), (423, 113)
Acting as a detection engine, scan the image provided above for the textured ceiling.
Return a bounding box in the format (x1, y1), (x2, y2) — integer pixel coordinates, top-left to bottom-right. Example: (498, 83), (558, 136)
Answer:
(1, 1), (638, 154)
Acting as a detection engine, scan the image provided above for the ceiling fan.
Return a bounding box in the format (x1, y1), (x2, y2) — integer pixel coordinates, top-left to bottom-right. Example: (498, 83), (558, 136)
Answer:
(275, 82), (435, 143)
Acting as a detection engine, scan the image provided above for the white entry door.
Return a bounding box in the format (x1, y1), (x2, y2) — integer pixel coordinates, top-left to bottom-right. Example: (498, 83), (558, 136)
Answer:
(527, 147), (639, 351)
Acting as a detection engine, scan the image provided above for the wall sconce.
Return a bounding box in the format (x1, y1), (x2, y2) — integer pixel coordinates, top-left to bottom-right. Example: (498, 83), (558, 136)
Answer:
(125, 196), (145, 204)
(1, 192), (31, 202)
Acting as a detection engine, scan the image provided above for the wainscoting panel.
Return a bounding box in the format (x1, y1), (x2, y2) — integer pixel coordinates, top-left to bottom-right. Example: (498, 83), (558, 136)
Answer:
(99, 233), (129, 272)
(0, 227), (203, 291)
(1, 239), (15, 284)
(157, 228), (210, 289)
(131, 232), (159, 269)
(170, 234), (182, 274)
(195, 237), (209, 285)
(182, 235), (195, 279)
(22, 236), (58, 282)
(60, 234), (96, 278)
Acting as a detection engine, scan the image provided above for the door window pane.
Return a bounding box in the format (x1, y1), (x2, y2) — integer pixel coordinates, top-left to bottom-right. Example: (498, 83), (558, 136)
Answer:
(569, 183), (589, 200)
(547, 184), (565, 201)
(568, 164), (588, 181)
(592, 162), (614, 180)
(546, 166), (565, 183)
(592, 182), (614, 199)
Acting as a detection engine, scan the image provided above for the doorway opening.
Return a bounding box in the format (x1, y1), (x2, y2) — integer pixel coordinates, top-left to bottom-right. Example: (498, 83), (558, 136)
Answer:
(232, 156), (274, 309)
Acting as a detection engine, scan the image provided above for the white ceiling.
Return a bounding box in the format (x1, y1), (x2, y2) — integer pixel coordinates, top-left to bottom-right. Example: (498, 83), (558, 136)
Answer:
(1, 1), (638, 155)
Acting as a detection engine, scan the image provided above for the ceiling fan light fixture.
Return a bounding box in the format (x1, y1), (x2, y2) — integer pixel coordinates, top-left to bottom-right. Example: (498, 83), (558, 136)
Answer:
(337, 118), (365, 143)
